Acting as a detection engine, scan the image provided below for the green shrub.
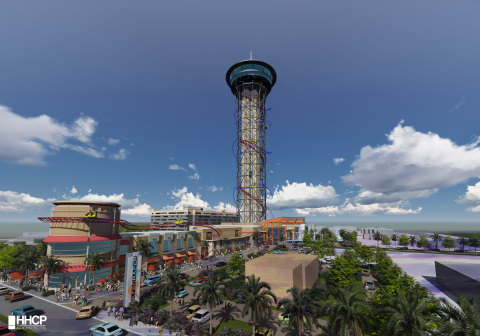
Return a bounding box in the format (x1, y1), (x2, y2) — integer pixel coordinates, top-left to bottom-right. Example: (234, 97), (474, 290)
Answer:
(213, 268), (229, 280)
(21, 285), (34, 291)
(41, 290), (55, 297)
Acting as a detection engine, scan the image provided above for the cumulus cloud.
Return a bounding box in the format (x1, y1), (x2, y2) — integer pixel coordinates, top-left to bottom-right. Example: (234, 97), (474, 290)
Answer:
(267, 181), (338, 210)
(354, 189), (437, 205)
(0, 104), (128, 165)
(333, 158), (345, 165)
(165, 187), (235, 212)
(169, 164), (187, 172)
(213, 202), (237, 213)
(70, 186), (78, 194)
(107, 138), (120, 146)
(172, 187), (188, 198)
(295, 200), (421, 217)
(110, 148), (129, 160)
(0, 190), (55, 212)
(188, 163), (196, 170)
(67, 193), (140, 209)
(343, 121), (480, 203)
(458, 181), (480, 212)
(188, 173), (200, 180)
(122, 203), (152, 217)
(207, 186), (223, 192)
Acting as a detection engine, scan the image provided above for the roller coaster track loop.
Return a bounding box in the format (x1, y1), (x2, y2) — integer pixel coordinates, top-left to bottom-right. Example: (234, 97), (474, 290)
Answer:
(37, 217), (222, 237)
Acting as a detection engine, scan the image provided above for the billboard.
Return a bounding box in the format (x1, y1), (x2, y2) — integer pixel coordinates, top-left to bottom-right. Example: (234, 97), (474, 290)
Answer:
(123, 251), (142, 307)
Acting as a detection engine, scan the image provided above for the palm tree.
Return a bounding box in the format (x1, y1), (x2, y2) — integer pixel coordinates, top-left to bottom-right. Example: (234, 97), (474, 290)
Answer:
(158, 267), (184, 317)
(409, 236), (418, 249)
(242, 274), (277, 336)
(430, 233), (443, 250)
(380, 289), (435, 336)
(458, 237), (469, 251)
(437, 295), (480, 335)
(40, 255), (63, 289)
(391, 234), (398, 248)
(323, 284), (371, 336)
(36, 241), (48, 257)
(277, 287), (322, 336)
(85, 253), (105, 296)
(321, 228), (331, 240)
(373, 231), (382, 248)
(469, 238), (480, 252)
(17, 246), (40, 279)
(193, 275), (224, 335)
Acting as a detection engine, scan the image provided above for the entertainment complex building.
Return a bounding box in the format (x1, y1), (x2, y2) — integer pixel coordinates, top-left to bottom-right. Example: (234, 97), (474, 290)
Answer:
(39, 201), (262, 289)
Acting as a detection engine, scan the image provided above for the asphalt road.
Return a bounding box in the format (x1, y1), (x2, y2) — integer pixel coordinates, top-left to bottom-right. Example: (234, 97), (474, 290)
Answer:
(0, 284), (133, 336)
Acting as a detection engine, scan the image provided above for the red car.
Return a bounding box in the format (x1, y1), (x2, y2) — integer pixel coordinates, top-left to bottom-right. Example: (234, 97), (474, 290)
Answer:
(0, 322), (15, 336)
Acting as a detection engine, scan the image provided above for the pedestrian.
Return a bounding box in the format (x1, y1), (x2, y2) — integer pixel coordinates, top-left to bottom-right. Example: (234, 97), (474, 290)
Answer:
(129, 316), (134, 326)
(107, 300), (111, 309)
(149, 316), (153, 332)
(107, 306), (111, 316)
(112, 306), (116, 317)
(224, 300), (227, 308)
(102, 301), (106, 311)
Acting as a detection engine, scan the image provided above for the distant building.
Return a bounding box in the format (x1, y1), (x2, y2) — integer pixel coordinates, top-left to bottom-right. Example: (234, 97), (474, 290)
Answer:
(361, 227), (394, 240)
(150, 207), (239, 231)
(3, 232), (48, 246)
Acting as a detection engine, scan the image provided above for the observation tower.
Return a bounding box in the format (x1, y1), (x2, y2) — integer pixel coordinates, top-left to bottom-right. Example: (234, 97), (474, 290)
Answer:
(226, 58), (277, 223)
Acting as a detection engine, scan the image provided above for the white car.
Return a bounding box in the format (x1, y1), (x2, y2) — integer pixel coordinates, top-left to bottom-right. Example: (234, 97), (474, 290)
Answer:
(0, 286), (11, 296)
(191, 309), (210, 324)
(189, 280), (206, 287)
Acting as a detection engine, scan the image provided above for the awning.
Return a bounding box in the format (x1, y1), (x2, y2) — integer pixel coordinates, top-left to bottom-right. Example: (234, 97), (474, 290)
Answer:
(176, 251), (187, 258)
(188, 250), (197, 256)
(43, 234), (122, 243)
(148, 256), (161, 263)
(120, 239), (130, 246)
(163, 254), (174, 261)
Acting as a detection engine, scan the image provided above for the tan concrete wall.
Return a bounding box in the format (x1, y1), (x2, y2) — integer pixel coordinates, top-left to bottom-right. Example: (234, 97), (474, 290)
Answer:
(303, 257), (318, 289)
(292, 264), (303, 290)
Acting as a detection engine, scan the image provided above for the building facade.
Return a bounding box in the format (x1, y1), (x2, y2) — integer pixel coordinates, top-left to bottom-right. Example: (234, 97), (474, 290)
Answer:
(150, 207), (239, 231)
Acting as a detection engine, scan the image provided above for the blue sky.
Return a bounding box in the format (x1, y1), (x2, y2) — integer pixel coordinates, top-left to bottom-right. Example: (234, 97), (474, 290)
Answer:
(2, 1), (480, 228)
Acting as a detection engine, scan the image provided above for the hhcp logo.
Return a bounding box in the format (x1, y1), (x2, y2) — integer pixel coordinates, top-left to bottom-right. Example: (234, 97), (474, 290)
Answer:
(8, 315), (47, 331)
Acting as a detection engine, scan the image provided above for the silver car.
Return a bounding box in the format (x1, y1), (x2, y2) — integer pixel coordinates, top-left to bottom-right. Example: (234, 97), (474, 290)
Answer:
(191, 309), (210, 324)
(364, 281), (375, 290)
(189, 280), (205, 287)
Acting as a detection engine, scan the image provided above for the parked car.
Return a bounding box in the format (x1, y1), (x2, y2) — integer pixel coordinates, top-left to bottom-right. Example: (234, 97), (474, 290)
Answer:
(4, 291), (24, 302)
(175, 289), (188, 298)
(189, 279), (206, 287)
(255, 327), (273, 336)
(11, 305), (36, 317)
(278, 313), (290, 324)
(0, 322), (15, 336)
(293, 246), (298, 250)
(364, 281), (375, 290)
(238, 253), (243, 258)
(190, 309), (210, 324)
(215, 261), (227, 267)
(272, 250), (283, 254)
(143, 275), (161, 286)
(429, 248), (441, 252)
(89, 322), (123, 336)
(76, 305), (97, 319)
(361, 269), (370, 276)
(395, 246), (409, 250)
(454, 249), (466, 253)
(186, 305), (201, 319)
(0, 286), (12, 296)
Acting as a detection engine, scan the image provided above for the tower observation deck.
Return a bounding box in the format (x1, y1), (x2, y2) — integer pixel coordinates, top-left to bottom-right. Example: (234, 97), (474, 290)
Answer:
(226, 59), (277, 223)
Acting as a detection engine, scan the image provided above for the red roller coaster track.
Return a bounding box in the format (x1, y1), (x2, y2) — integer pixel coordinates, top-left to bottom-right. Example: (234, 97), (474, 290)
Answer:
(37, 217), (222, 238)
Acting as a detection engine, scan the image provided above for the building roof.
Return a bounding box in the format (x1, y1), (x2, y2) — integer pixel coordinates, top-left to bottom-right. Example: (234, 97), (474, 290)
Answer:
(44, 234), (122, 243)
(53, 201), (121, 208)
(435, 261), (480, 281)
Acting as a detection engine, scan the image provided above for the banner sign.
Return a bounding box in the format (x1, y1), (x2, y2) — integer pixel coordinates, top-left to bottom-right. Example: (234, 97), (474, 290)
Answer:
(123, 251), (142, 307)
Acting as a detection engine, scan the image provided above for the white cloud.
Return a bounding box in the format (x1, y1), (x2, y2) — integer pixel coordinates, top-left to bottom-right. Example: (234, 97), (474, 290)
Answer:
(169, 164), (187, 172)
(343, 121), (480, 202)
(0, 104), (129, 165)
(188, 163), (197, 171)
(333, 158), (345, 165)
(269, 170), (274, 174)
(458, 181), (480, 212)
(267, 181), (338, 210)
(295, 200), (421, 217)
(188, 173), (200, 180)
(70, 186), (78, 194)
(448, 95), (466, 113)
(213, 202), (236, 213)
(0, 190), (55, 213)
(207, 186), (223, 192)
(108, 138), (120, 146)
(354, 189), (437, 205)
(172, 187), (188, 198)
(68, 193), (140, 209)
(122, 203), (152, 217)
(110, 148), (129, 160)
(165, 187), (235, 213)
